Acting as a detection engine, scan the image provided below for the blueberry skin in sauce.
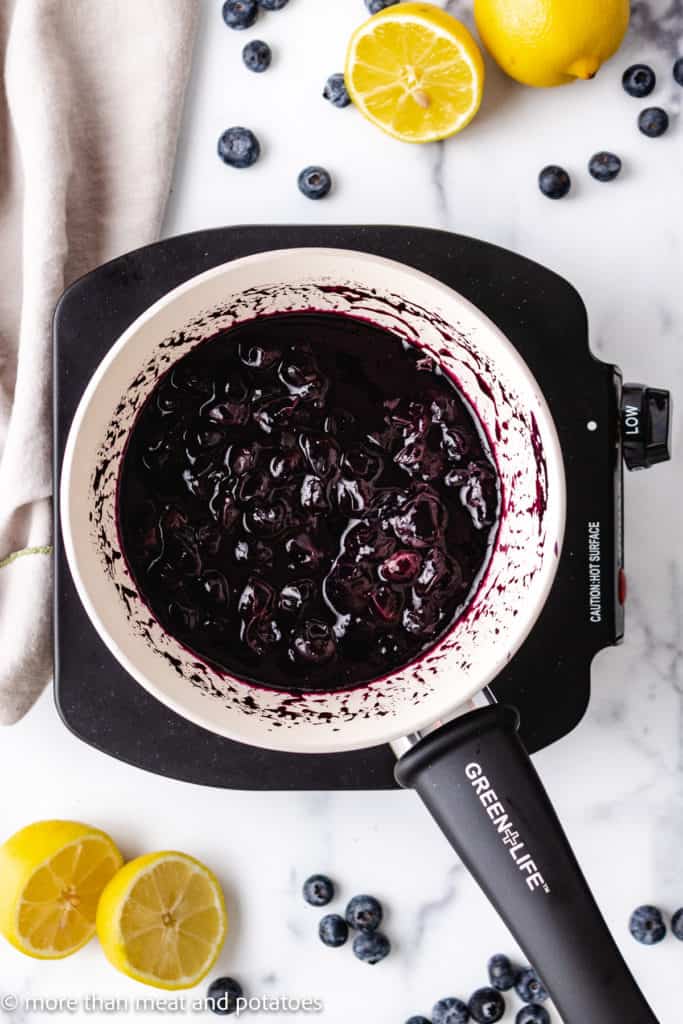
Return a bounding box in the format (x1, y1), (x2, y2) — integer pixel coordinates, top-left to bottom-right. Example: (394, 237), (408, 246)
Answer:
(118, 313), (499, 694)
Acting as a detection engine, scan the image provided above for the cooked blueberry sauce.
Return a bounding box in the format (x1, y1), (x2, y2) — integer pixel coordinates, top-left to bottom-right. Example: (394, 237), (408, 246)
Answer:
(118, 313), (499, 692)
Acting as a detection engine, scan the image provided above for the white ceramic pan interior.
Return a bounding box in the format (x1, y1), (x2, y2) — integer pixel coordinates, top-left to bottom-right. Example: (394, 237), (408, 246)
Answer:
(61, 248), (566, 753)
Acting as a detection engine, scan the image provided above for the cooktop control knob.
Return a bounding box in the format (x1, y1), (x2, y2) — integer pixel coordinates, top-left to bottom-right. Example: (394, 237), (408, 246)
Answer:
(622, 384), (672, 470)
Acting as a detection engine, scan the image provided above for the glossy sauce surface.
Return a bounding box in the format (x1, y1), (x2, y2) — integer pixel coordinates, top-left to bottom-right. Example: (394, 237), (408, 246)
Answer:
(118, 313), (499, 691)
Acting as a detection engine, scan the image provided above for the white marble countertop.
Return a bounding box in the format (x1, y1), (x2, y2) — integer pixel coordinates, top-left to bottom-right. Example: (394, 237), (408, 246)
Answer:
(2, 1), (682, 1022)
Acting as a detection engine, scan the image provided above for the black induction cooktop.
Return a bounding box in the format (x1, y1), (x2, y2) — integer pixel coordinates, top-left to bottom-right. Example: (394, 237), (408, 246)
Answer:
(53, 225), (668, 789)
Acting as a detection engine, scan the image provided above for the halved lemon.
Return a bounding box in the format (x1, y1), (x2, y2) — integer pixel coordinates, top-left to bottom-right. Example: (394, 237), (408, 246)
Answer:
(96, 852), (227, 990)
(0, 820), (123, 959)
(345, 2), (485, 143)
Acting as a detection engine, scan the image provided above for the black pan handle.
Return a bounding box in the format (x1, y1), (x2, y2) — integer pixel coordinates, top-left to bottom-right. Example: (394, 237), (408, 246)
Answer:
(395, 705), (658, 1024)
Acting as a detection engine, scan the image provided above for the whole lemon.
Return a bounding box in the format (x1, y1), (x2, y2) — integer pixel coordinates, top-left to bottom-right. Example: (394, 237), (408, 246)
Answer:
(474, 0), (630, 87)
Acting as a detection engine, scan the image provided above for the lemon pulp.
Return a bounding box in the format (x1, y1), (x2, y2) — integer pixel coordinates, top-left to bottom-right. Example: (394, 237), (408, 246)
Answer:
(0, 820), (123, 959)
(96, 852), (227, 990)
(345, 2), (485, 143)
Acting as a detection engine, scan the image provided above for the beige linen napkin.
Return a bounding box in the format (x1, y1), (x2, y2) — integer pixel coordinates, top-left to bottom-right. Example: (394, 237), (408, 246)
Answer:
(0, 0), (198, 724)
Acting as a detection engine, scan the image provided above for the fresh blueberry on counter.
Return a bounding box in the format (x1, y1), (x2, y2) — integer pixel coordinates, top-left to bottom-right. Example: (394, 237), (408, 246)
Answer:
(629, 905), (667, 944)
(218, 127), (261, 168)
(242, 39), (272, 72)
(345, 894), (383, 931)
(487, 953), (516, 991)
(297, 166), (332, 200)
(222, 0), (258, 30)
(432, 997), (470, 1024)
(258, 0), (289, 8)
(365, 0), (400, 12)
(515, 968), (549, 1004)
(352, 929), (391, 964)
(538, 165), (571, 200)
(675, 57), (683, 86)
(468, 988), (505, 1023)
(302, 874), (335, 906)
(638, 107), (670, 137)
(323, 73), (351, 108)
(207, 977), (243, 1015)
(672, 908), (683, 940)
(318, 913), (349, 948)
(588, 151), (622, 183)
(622, 64), (656, 98)
(516, 1007), (550, 1024)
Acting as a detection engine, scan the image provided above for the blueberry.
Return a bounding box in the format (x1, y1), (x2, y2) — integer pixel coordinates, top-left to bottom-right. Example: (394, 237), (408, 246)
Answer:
(324, 73), (351, 108)
(406, 1019), (432, 1024)
(516, 1007), (550, 1024)
(515, 968), (549, 1004)
(468, 988), (505, 1024)
(675, 57), (683, 87)
(352, 930), (391, 964)
(368, 584), (403, 624)
(365, 0), (400, 12)
(290, 619), (337, 665)
(242, 39), (272, 72)
(538, 165), (571, 200)
(298, 166), (332, 200)
(300, 433), (339, 477)
(207, 977), (243, 1015)
(278, 580), (314, 615)
(222, 0), (258, 30)
(302, 874), (334, 906)
(622, 64), (656, 98)
(258, 0), (289, 8)
(380, 549), (422, 583)
(319, 914), (349, 948)
(639, 107), (669, 137)
(629, 905), (666, 944)
(588, 151), (622, 183)
(488, 953), (516, 991)
(285, 533), (325, 573)
(218, 127), (261, 169)
(432, 997), (470, 1024)
(672, 908), (683, 940)
(326, 562), (374, 615)
(345, 894), (383, 931)
(392, 492), (446, 548)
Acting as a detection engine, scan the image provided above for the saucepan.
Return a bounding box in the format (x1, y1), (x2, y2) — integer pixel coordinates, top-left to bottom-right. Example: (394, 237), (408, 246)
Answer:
(60, 248), (658, 1022)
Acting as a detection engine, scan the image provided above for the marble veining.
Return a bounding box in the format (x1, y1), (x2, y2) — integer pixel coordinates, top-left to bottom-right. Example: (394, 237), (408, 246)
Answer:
(429, 143), (450, 225)
(1, 0), (682, 1021)
(631, 1), (683, 58)
(404, 863), (464, 962)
